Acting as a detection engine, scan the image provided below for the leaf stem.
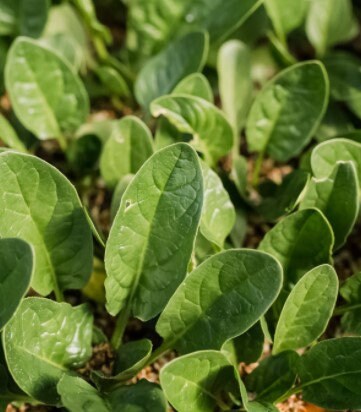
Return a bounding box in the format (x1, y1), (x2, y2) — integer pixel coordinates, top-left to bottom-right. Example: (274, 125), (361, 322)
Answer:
(53, 283), (65, 302)
(333, 303), (361, 316)
(252, 151), (264, 187)
(147, 341), (173, 366)
(274, 385), (302, 404)
(57, 133), (68, 151)
(111, 306), (131, 350)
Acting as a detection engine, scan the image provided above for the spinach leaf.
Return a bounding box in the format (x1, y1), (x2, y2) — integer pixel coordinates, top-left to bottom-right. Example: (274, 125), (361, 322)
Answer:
(173, 73), (213, 102)
(0, 113), (27, 152)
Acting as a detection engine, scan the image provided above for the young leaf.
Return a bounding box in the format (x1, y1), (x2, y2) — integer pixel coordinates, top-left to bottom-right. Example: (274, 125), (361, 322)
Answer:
(160, 350), (240, 412)
(217, 40), (252, 137)
(3, 298), (93, 405)
(110, 174), (134, 221)
(273, 265), (338, 354)
(245, 351), (298, 402)
(173, 73), (213, 102)
(105, 143), (203, 321)
(246, 61), (329, 161)
(5, 37), (89, 141)
(0, 151), (93, 296)
(297, 337), (361, 410)
(259, 208), (334, 285)
(0, 238), (33, 330)
(99, 116), (154, 188)
(300, 161), (359, 249)
(58, 375), (167, 412)
(0, 114), (26, 152)
(135, 31), (208, 109)
(340, 271), (361, 304)
(156, 249), (282, 354)
(239, 378), (279, 412)
(306, 0), (358, 57)
(200, 162), (236, 248)
(151, 94), (234, 165)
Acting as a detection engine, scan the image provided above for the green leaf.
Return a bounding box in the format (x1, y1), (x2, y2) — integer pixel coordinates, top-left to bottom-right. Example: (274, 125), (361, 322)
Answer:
(340, 271), (361, 303)
(259, 208), (333, 285)
(239, 378), (279, 412)
(160, 350), (240, 412)
(3, 297), (93, 405)
(157, 249), (282, 354)
(100, 116), (154, 188)
(173, 73), (213, 102)
(92, 339), (152, 390)
(316, 102), (354, 142)
(246, 61), (329, 161)
(273, 265), (338, 354)
(200, 162), (235, 248)
(0, 151), (93, 296)
(0, 113), (27, 152)
(245, 351), (298, 402)
(297, 337), (361, 410)
(306, 0), (358, 57)
(105, 143), (203, 321)
(300, 161), (359, 249)
(110, 174), (134, 221)
(66, 133), (102, 175)
(0, 238), (33, 330)
(151, 94), (234, 165)
(58, 375), (167, 412)
(217, 40), (252, 137)
(311, 138), (361, 184)
(135, 31), (208, 109)
(5, 37), (89, 141)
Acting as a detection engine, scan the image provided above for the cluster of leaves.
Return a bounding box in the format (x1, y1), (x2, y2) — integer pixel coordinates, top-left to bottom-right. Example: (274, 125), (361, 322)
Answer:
(1, 0), (361, 411)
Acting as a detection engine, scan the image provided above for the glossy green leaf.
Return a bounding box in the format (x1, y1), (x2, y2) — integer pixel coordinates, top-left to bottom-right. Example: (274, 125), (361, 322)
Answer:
(245, 351), (298, 402)
(3, 298), (93, 405)
(306, 0), (358, 57)
(173, 73), (213, 102)
(58, 375), (167, 412)
(297, 337), (361, 410)
(0, 151), (93, 296)
(273, 265), (338, 354)
(200, 162), (235, 248)
(0, 238), (33, 330)
(105, 143), (203, 321)
(135, 31), (208, 109)
(300, 161), (359, 249)
(160, 350), (240, 412)
(5, 37), (89, 141)
(151, 94), (234, 165)
(0, 113), (26, 152)
(246, 61), (329, 161)
(100, 116), (154, 188)
(217, 40), (252, 137)
(157, 249), (282, 354)
(259, 209), (333, 285)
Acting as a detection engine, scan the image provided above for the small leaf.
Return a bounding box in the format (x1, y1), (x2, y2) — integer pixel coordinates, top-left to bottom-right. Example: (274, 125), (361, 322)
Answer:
(173, 73), (213, 102)
(0, 114), (26, 152)
(340, 271), (361, 303)
(3, 298), (93, 405)
(0, 238), (33, 330)
(297, 337), (361, 410)
(245, 351), (298, 402)
(273, 265), (338, 354)
(110, 174), (134, 221)
(135, 31), (208, 109)
(300, 161), (359, 249)
(157, 249), (282, 354)
(0, 151), (93, 296)
(105, 143), (203, 321)
(5, 37), (89, 140)
(95, 66), (130, 98)
(259, 208), (333, 285)
(151, 94), (234, 165)
(200, 162), (235, 248)
(239, 378), (279, 412)
(100, 116), (154, 188)
(160, 350), (240, 412)
(246, 61), (329, 161)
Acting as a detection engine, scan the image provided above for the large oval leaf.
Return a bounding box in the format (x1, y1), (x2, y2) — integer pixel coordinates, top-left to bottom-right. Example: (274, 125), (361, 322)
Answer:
(5, 37), (89, 140)
(0, 151), (93, 296)
(156, 249), (283, 354)
(151, 94), (234, 165)
(160, 350), (240, 412)
(300, 161), (359, 249)
(297, 337), (361, 410)
(259, 208), (333, 285)
(134, 31), (208, 109)
(246, 61), (329, 161)
(3, 298), (93, 405)
(99, 116), (154, 188)
(273, 265), (338, 354)
(0, 238), (33, 330)
(105, 143), (203, 321)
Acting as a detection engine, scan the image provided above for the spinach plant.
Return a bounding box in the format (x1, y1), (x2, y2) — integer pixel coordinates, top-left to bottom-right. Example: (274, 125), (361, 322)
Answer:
(1, 0), (361, 411)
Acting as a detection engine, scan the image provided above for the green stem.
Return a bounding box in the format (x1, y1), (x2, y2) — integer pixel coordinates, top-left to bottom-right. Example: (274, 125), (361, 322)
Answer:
(252, 151), (264, 187)
(111, 306), (131, 350)
(146, 341), (173, 365)
(57, 133), (68, 151)
(274, 386), (302, 404)
(333, 303), (361, 316)
(54, 283), (65, 302)
(93, 35), (109, 61)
